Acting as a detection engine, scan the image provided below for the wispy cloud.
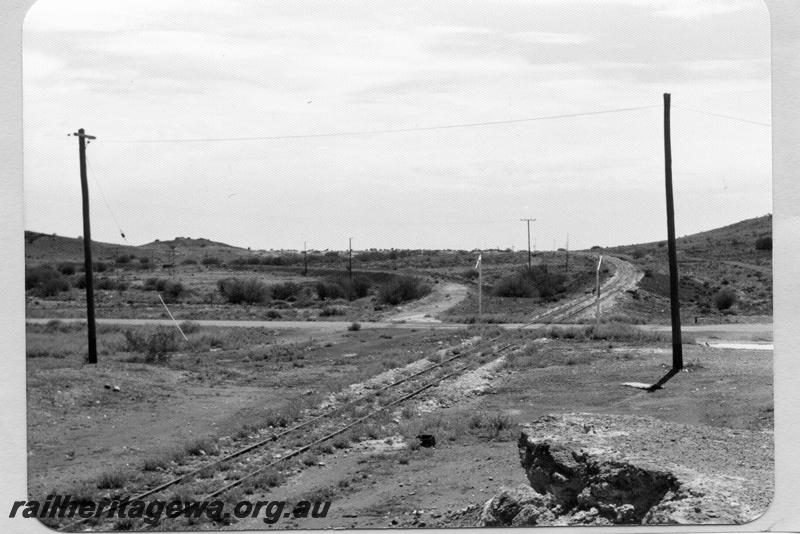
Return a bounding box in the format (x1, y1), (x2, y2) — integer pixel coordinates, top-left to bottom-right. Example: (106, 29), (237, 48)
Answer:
(509, 31), (593, 45)
(21, 0), (771, 250)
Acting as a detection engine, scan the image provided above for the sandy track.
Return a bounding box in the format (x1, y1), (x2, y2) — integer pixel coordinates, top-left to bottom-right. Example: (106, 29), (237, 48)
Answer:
(387, 282), (468, 323)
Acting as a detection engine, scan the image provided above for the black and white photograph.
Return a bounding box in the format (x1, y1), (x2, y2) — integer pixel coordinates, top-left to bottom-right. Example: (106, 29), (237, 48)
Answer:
(15, 0), (776, 529)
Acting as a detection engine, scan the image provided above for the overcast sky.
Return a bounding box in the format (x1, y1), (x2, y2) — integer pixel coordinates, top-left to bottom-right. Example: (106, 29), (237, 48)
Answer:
(23, 0), (771, 251)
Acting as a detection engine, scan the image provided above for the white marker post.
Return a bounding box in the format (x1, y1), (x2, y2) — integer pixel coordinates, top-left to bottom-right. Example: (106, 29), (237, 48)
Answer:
(595, 255), (603, 327)
(158, 293), (189, 341)
(475, 252), (483, 320)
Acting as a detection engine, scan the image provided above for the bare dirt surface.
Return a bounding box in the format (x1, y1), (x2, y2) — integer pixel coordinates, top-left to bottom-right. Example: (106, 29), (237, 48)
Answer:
(25, 324), (480, 500)
(386, 282), (468, 323)
(227, 340), (771, 530)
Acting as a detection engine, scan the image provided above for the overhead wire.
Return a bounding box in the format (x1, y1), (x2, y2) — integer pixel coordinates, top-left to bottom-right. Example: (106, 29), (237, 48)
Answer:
(672, 105), (771, 127)
(84, 146), (128, 242)
(101, 105), (660, 144)
(69, 100), (768, 247)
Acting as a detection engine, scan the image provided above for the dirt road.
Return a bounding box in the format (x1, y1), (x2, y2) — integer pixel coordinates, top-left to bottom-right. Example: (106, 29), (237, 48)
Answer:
(26, 318), (773, 345)
(386, 281), (468, 323)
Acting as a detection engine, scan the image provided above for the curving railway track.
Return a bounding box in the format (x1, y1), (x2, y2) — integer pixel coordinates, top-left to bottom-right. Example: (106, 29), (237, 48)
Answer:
(526, 255), (642, 324)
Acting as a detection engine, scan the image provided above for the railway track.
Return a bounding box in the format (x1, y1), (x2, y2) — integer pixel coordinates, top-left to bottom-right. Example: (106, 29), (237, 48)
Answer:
(527, 255), (642, 324)
(56, 258), (642, 530)
(59, 334), (520, 531)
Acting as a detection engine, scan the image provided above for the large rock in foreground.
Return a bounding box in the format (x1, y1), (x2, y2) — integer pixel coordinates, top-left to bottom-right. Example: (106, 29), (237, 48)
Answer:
(479, 413), (773, 526)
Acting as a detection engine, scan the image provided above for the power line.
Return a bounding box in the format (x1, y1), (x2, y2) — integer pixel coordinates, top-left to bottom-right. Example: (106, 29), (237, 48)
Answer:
(85, 150), (127, 241)
(673, 105), (771, 127)
(102, 105), (659, 144)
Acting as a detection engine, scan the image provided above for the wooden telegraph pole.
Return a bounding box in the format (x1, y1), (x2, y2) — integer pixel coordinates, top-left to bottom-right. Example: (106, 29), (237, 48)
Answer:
(348, 237), (353, 281)
(623, 94), (684, 392)
(595, 255), (603, 327)
(520, 218), (535, 270)
(73, 128), (98, 364)
(476, 252), (483, 319)
(303, 241), (308, 276)
(663, 93), (683, 370)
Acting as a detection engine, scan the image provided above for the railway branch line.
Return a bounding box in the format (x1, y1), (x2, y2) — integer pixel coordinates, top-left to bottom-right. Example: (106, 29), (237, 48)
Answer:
(59, 336), (518, 531)
(526, 255), (642, 324)
(56, 256), (643, 530)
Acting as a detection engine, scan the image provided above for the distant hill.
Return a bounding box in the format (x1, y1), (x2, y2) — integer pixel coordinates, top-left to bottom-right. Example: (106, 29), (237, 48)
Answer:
(140, 237), (239, 249)
(607, 214), (772, 317)
(25, 231), (251, 266)
(24, 231), (143, 265)
(608, 214), (772, 265)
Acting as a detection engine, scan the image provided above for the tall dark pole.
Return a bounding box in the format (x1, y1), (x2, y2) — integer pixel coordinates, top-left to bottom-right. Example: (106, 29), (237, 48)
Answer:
(303, 241), (308, 276)
(75, 128), (97, 364)
(348, 237), (353, 281)
(663, 93), (683, 370)
(520, 218), (535, 270)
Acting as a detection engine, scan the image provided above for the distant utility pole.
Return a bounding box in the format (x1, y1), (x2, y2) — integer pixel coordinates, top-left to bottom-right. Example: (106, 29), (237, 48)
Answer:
(595, 255), (603, 327)
(348, 237), (353, 281)
(520, 218), (535, 270)
(73, 128), (98, 364)
(663, 93), (683, 370)
(303, 241), (308, 276)
(565, 233), (570, 272)
(476, 252), (483, 319)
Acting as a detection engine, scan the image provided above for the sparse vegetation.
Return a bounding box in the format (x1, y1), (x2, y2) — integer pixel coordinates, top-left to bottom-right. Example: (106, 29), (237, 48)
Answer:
(468, 412), (516, 440)
(377, 275), (429, 305)
(250, 468), (286, 490)
(589, 322), (666, 342)
(401, 409), (517, 445)
(96, 468), (129, 489)
(755, 235), (772, 251)
(25, 265), (71, 297)
(319, 305), (345, 317)
(57, 262), (76, 275)
(142, 278), (184, 300)
(493, 265), (567, 300)
(713, 288), (738, 311)
(316, 274), (372, 301)
(184, 437), (220, 456)
(271, 281), (302, 301)
(179, 321), (201, 334)
(217, 277), (269, 304)
(123, 327), (180, 362)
